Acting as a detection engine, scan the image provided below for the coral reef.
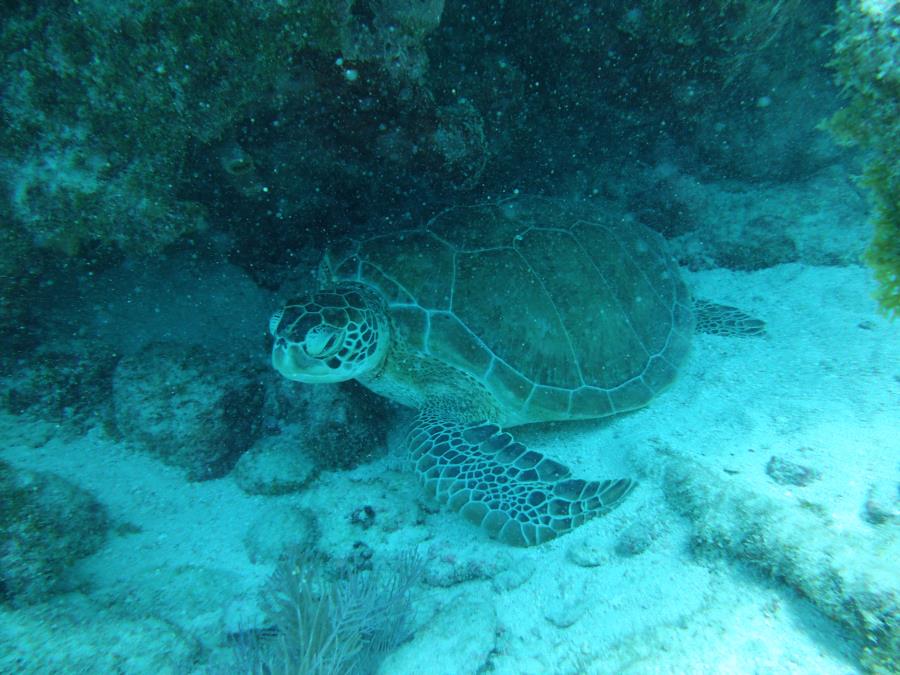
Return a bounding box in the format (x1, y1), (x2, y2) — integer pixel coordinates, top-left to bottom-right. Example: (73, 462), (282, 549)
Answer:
(2, 0), (445, 234)
(228, 549), (423, 674)
(0, 0), (851, 318)
(827, 0), (900, 317)
(0, 461), (110, 606)
(2, 1), (291, 255)
(0, 1), (468, 353)
(0, 0), (447, 292)
(1, 349), (117, 430)
(663, 455), (898, 674)
(0, 595), (202, 671)
(263, 376), (393, 472)
(465, 1), (838, 187)
(232, 425), (320, 496)
(112, 342), (265, 480)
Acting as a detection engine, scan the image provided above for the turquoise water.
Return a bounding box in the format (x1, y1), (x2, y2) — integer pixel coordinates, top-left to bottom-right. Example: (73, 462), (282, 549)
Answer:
(1, 2), (897, 673)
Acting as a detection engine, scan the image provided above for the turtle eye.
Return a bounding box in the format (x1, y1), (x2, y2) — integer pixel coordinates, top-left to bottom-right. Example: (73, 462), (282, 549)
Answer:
(303, 326), (344, 359)
(322, 333), (339, 354)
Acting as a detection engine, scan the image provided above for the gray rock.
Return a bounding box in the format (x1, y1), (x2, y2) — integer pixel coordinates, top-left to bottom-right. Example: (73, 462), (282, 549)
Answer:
(1, 348), (117, 430)
(615, 521), (663, 557)
(423, 551), (509, 588)
(112, 342), (264, 480)
(665, 167), (867, 273)
(567, 539), (610, 567)
(3, 594), (201, 670)
(243, 505), (318, 564)
(689, 71), (842, 183)
(264, 377), (393, 471)
(0, 461), (109, 606)
(862, 481), (898, 526)
(233, 424), (317, 495)
(765, 456), (821, 487)
(711, 215), (799, 271)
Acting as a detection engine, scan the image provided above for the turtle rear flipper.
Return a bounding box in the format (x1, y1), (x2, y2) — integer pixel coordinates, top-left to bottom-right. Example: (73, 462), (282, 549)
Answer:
(694, 299), (766, 337)
(405, 413), (634, 546)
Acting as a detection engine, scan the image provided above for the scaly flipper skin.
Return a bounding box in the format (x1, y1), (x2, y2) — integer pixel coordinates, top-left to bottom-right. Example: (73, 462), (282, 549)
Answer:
(694, 300), (766, 337)
(405, 412), (635, 546)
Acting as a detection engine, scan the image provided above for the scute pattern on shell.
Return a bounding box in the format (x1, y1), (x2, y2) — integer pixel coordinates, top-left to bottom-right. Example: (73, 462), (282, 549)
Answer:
(324, 196), (694, 424)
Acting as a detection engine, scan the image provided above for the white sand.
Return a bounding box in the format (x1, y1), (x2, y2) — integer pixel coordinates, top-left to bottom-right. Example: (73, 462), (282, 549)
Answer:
(1, 259), (896, 672)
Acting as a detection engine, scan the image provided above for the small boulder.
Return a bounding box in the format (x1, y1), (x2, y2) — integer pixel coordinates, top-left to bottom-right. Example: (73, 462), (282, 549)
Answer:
(567, 538), (609, 567)
(243, 505), (318, 565)
(862, 480), (898, 526)
(112, 342), (264, 480)
(264, 376), (393, 471)
(765, 455), (821, 487)
(615, 520), (664, 557)
(233, 424), (317, 495)
(1, 348), (117, 430)
(0, 460), (110, 606)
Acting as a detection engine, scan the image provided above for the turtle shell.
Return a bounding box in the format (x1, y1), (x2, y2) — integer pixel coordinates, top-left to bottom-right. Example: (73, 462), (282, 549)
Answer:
(324, 196), (694, 424)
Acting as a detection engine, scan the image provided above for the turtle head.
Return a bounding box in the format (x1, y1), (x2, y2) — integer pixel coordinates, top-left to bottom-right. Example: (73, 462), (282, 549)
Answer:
(269, 285), (389, 384)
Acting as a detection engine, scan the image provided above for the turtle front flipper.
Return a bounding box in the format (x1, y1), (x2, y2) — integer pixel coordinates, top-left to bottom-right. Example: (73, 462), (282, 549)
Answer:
(405, 413), (634, 546)
(694, 299), (766, 337)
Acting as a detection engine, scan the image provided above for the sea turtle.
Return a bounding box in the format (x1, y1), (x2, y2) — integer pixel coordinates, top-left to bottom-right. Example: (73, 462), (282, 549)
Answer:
(269, 196), (764, 546)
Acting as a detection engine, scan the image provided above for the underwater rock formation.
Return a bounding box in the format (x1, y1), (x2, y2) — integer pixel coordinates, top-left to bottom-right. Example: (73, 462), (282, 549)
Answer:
(233, 424), (319, 496)
(112, 342), (265, 480)
(263, 376), (393, 472)
(664, 455), (898, 673)
(0, 461), (110, 606)
(827, 0), (900, 317)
